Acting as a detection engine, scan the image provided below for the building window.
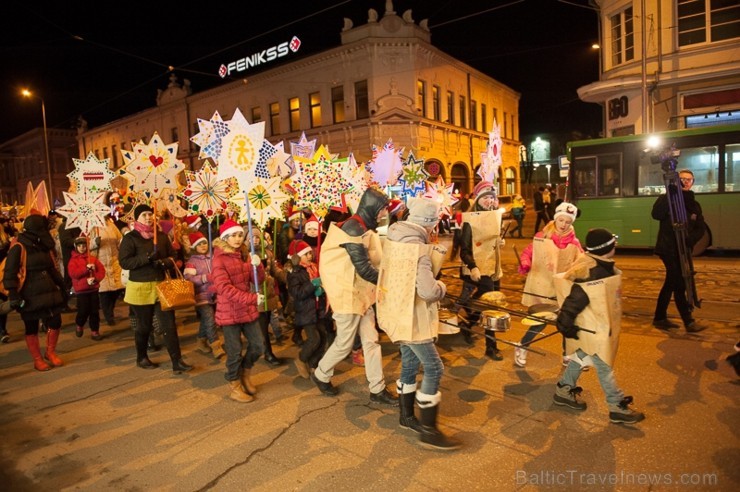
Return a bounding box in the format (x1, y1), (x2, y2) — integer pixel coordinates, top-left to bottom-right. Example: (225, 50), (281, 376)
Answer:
(111, 145), (117, 168)
(103, 147), (109, 160)
(470, 100), (478, 131)
(252, 106), (262, 122)
(289, 97), (300, 132)
(610, 7), (634, 65)
(503, 112), (508, 138)
(678, 0), (740, 46)
(171, 127), (179, 143)
(481, 104), (487, 131)
(493, 108), (498, 126)
(332, 86), (345, 124)
(417, 80), (427, 117)
(447, 91), (455, 125)
(309, 92), (322, 128)
(432, 85), (440, 121)
(270, 102), (280, 136)
(511, 115), (516, 140)
(459, 95), (466, 128)
(355, 80), (369, 119)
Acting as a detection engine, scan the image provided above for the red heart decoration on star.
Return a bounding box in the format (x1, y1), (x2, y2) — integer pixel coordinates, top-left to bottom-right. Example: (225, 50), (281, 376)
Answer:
(149, 155), (164, 167)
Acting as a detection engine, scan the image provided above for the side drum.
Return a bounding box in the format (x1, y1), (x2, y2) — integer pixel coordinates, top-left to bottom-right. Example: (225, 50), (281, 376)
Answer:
(480, 310), (511, 332)
(437, 309), (460, 335)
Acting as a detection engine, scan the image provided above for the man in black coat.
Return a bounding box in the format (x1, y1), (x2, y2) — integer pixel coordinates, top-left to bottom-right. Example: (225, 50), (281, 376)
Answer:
(651, 169), (707, 333)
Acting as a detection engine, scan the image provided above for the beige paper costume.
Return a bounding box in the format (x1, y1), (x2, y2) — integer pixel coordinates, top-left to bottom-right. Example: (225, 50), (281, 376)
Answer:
(553, 271), (622, 367)
(376, 240), (445, 342)
(522, 237), (581, 307)
(319, 223), (382, 315)
(460, 209), (504, 279)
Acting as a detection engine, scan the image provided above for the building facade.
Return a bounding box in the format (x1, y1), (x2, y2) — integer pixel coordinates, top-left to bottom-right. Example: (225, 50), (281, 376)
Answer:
(578, 0), (740, 136)
(77, 2), (521, 199)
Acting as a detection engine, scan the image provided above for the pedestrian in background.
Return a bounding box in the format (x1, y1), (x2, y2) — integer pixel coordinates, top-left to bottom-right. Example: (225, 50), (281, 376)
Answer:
(509, 193), (526, 238)
(533, 186), (548, 234)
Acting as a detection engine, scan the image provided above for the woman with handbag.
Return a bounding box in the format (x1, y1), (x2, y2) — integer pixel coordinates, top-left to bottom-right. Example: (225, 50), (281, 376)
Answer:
(119, 204), (193, 374)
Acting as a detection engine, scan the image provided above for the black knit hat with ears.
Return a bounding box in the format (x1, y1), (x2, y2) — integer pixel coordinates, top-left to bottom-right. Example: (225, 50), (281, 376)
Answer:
(586, 228), (616, 255)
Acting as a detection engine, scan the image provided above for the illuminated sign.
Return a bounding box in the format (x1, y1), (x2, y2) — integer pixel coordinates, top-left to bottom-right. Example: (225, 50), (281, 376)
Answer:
(218, 36), (302, 78)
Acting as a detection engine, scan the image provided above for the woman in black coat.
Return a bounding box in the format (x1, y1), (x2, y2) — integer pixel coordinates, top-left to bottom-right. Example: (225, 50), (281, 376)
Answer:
(3, 213), (67, 371)
(118, 204), (192, 373)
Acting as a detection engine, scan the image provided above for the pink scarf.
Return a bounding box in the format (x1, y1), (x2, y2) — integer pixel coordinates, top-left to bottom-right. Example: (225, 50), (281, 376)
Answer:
(134, 221), (154, 240)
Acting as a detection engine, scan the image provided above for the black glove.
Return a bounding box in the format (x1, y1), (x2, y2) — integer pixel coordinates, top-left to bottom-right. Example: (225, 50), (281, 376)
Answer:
(9, 299), (23, 311)
(153, 259), (166, 270)
(147, 252), (158, 263)
(556, 320), (579, 340)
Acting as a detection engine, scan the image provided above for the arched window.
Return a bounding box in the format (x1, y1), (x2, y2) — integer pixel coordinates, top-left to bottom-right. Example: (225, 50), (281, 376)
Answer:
(504, 167), (517, 196)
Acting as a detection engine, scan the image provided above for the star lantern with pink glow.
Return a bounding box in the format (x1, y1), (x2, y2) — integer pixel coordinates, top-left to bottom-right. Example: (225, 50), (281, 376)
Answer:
(367, 138), (404, 187)
(423, 176), (459, 218)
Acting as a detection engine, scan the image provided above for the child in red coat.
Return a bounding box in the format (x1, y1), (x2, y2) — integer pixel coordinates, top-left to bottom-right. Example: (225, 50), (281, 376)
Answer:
(68, 237), (106, 340)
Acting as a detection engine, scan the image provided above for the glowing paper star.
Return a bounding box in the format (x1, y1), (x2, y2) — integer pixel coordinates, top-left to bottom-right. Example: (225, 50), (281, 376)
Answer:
(291, 145), (352, 219)
(120, 132), (186, 199)
(478, 119), (503, 182)
(229, 176), (290, 228)
(180, 160), (237, 222)
(218, 108), (266, 189)
(291, 132), (317, 160)
(337, 153), (370, 214)
(265, 141), (293, 178)
(56, 188), (110, 235)
(423, 177), (459, 218)
(397, 151), (429, 197)
(190, 111), (230, 161)
(156, 188), (188, 217)
(68, 152), (116, 193)
(367, 138), (404, 187)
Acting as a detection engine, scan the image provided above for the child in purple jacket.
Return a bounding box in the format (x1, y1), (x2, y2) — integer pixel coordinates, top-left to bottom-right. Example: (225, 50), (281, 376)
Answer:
(183, 232), (224, 359)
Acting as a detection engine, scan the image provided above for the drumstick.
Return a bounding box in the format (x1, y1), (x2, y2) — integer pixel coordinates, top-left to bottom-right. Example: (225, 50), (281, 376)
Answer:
(513, 244), (521, 267)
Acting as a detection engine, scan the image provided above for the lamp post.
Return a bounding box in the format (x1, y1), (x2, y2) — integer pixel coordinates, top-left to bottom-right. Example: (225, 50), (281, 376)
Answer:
(21, 88), (54, 205)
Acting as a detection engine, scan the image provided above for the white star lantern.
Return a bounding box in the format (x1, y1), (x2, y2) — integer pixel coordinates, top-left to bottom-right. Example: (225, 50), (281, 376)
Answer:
(120, 132), (185, 199)
(68, 152), (116, 193)
(56, 188), (110, 235)
(478, 119), (503, 182)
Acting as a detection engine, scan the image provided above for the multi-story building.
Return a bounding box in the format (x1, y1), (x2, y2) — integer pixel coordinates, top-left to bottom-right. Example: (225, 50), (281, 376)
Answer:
(578, 0), (740, 136)
(76, 2), (521, 199)
(0, 128), (78, 206)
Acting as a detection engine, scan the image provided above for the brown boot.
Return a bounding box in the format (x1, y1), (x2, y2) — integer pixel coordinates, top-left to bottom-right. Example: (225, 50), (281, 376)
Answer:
(209, 338), (226, 359)
(45, 329), (64, 367)
(25, 335), (51, 372)
(228, 380), (254, 403)
(240, 368), (257, 395)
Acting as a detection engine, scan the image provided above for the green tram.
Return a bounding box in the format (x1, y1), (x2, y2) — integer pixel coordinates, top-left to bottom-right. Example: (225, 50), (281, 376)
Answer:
(566, 124), (740, 252)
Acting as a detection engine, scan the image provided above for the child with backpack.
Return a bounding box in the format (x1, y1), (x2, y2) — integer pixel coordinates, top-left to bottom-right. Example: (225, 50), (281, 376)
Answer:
(68, 237), (106, 340)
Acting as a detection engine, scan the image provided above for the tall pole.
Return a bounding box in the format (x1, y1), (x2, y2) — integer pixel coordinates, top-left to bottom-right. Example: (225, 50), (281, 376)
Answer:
(40, 98), (53, 204)
(21, 89), (54, 205)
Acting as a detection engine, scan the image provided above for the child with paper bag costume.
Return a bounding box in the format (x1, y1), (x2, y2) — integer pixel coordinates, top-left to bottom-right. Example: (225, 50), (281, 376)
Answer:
(377, 197), (461, 450)
(458, 181), (505, 360)
(552, 228), (645, 425)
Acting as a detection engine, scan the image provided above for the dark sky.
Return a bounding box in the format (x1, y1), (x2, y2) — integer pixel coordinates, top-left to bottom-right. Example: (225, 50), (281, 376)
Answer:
(0, 0), (601, 144)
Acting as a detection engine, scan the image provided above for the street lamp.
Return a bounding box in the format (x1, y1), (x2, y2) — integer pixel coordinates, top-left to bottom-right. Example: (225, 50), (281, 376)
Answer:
(21, 88), (54, 205)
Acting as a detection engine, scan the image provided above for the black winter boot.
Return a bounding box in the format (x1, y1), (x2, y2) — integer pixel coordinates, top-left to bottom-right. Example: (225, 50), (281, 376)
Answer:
(398, 382), (422, 433)
(260, 315), (283, 366)
(416, 391), (461, 451)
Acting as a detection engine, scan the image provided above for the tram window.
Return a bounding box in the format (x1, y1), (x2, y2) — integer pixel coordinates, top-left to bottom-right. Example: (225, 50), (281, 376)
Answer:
(574, 157), (597, 197)
(677, 146), (719, 193)
(597, 153), (621, 196)
(638, 151), (666, 195)
(726, 144), (740, 192)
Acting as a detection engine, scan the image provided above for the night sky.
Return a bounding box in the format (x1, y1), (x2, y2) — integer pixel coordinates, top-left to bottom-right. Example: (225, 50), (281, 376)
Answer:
(0, 0), (602, 144)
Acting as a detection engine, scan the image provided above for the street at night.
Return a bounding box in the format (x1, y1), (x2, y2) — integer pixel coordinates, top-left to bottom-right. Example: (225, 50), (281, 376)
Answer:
(1, 236), (738, 491)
